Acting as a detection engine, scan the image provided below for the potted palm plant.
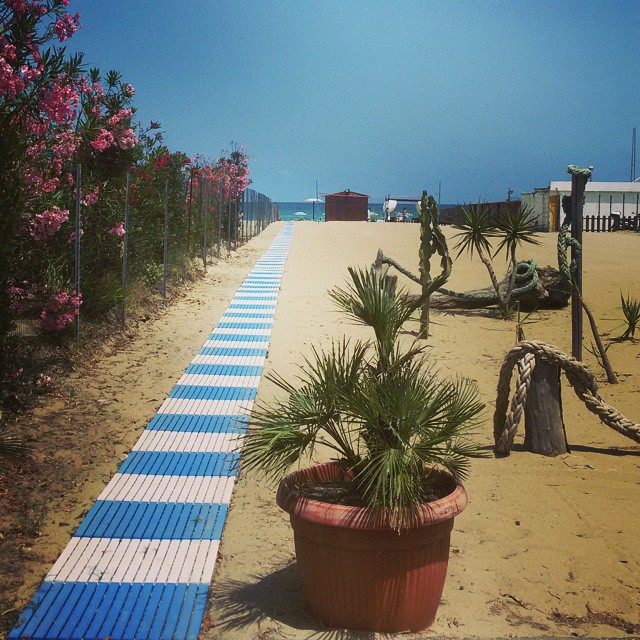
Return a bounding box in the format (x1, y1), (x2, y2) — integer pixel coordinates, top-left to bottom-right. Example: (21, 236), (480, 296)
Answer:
(242, 268), (484, 633)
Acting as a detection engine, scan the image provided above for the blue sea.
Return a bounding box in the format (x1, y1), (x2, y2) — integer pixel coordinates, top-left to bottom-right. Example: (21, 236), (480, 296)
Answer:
(275, 201), (455, 221)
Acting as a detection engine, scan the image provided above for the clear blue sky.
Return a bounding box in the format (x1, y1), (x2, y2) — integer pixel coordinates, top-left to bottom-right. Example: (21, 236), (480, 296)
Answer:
(66, 1), (639, 202)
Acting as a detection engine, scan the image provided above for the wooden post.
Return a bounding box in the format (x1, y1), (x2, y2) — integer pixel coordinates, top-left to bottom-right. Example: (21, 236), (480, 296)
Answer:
(567, 165), (591, 361)
(524, 361), (568, 456)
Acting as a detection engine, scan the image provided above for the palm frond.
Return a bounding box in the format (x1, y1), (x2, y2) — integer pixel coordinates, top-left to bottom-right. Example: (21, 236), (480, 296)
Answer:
(452, 204), (497, 259)
(0, 425), (29, 472)
(493, 204), (540, 258)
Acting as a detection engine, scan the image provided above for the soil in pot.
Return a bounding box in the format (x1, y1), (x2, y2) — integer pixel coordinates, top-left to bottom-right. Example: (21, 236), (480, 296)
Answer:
(298, 473), (454, 507)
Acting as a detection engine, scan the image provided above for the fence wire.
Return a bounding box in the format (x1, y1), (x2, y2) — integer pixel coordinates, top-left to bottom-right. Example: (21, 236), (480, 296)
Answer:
(6, 167), (275, 362)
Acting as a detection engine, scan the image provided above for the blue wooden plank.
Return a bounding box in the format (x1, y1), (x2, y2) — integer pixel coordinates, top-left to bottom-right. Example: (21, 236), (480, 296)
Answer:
(184, 584), (210, 640)
(106, 582), (142, 640)
(168, 385), (256, 401)
(198, 346), (268, 356)
(147, 414), (247, 433)
(171, 583), (199, 640)
(158, 582), (188, 640)
(226, 304), (276, 310)
(133, 583), (168, 640)
(68, 582), (111, 639)
(149, 583), (181, 640)
(207, 333), (270, 342)
(73, 502), (227, 536)
(216, 322), (273, 330)
(116, 451), (239, 477)
(83, 582), (120, 639)
(184, 364), (263, 377)
(9, 581), (57, 638)
(94, 582), (133, 640)
(57, 582), (98, 639)
(122, 582), (155, 639)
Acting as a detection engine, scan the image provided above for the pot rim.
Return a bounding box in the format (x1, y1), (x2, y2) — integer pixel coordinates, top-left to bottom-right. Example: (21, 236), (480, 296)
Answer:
(276, 461), (468, 531)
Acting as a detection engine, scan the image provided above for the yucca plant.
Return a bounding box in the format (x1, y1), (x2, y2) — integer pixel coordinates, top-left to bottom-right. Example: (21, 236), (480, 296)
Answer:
(494, 205), (540, 311)
(453, 203), (539, 318)
(453, 204), (504, 308)
(242, 267), (484, 528)
(620, 292), (640, 339)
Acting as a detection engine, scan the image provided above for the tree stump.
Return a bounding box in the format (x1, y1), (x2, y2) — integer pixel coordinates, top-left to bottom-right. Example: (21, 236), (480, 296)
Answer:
(524, 361), (568, 456)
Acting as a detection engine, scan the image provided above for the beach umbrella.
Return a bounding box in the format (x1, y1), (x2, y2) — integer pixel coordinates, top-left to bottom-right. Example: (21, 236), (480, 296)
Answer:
(305, 197), (323, 222)
(383, 200), (397, 213)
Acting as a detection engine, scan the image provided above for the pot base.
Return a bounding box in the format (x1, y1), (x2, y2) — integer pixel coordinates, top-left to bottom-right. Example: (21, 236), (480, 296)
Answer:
(277, 462), (467, 633)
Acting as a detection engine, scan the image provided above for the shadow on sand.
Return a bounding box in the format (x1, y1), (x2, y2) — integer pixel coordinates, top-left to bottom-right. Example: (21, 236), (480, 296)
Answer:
(211, 561), (388, 640)
(479, 442), (640, 457)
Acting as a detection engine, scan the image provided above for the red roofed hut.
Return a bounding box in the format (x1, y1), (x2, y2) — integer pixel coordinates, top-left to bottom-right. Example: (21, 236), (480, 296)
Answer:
(324, 189), (370, 221)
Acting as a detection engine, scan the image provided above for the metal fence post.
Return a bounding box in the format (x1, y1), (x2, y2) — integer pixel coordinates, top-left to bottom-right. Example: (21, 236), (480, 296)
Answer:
(203, 178), (208, 269)
(121, 171), (130, 326)
(74, 163), (82, 342)
(227, 195), (232, 255)
(217, 185), (222, 259)
(234, 196), (238, 250)
(163, 178), (169, 298)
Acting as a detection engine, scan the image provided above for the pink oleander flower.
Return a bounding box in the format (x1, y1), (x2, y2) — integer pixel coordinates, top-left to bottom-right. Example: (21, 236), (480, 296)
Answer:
(106, 221), (125, 237)
(123, 83), (134, 97)
(91, 128), (114, 151)
(54, 13), (81, 42)
(30, 206), (69, 238)
(82, 186), (99, 206)
(107, 108), (132, 126)
(117, 128), (137, 149)
(39, 81), (78, 123)
(40, 290), (81, 332)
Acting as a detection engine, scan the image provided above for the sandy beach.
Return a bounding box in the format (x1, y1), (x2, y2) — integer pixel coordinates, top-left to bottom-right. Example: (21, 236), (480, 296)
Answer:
(2, 221), (638, 639)
(203, 222), (640, 638)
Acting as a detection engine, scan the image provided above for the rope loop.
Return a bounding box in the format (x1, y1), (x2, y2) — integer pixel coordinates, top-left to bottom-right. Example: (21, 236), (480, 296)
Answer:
(493, 340), (639, 455)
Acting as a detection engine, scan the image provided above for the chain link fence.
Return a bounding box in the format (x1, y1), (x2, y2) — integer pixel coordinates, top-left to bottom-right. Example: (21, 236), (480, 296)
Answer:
(5, 167), (275, 391)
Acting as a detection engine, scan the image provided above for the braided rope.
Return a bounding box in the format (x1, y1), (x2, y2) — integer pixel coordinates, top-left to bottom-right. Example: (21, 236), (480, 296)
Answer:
(494, 340), (640, 456)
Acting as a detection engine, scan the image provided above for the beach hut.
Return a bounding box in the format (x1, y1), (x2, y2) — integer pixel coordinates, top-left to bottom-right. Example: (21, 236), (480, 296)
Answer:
(325, 189), (369, 221)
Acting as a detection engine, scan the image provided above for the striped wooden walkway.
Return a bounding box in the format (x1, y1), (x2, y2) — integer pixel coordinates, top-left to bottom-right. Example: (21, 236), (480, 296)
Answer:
(10, 222), (295, 640)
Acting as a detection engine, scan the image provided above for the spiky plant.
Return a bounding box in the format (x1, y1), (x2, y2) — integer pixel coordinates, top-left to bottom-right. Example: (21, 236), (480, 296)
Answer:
(620, 293), (640, 339)
(494, 205), (540, 310)
(242, 267), (484, 529)
(453, 204), (505, 308)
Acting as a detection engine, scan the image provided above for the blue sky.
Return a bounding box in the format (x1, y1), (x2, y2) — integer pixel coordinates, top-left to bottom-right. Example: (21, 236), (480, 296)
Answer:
(66, 1), (639, 202)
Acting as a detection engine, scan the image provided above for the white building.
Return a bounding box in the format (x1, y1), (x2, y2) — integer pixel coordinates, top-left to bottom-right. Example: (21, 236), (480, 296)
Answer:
(522, 181), (640, 231)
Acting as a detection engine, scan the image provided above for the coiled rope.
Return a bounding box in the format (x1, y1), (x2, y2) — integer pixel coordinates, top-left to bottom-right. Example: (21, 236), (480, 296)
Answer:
(493, 340), (640, 456)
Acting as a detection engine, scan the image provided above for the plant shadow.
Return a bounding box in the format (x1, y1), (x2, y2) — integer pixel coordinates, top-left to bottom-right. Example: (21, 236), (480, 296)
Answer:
(479, 443), (640, 457)
(211, 561), (384, 639)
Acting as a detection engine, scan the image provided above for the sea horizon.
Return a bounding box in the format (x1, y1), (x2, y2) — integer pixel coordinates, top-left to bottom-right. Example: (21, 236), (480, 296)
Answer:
(275, 201), (457, 221)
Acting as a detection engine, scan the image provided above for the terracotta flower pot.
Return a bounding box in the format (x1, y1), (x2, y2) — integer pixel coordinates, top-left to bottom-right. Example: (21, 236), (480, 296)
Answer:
(276, 461), (467, 633)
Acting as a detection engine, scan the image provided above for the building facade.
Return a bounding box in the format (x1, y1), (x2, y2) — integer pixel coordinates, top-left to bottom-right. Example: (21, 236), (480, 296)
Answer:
(324, 189), (370, 221)
(522, 182), (640, 231)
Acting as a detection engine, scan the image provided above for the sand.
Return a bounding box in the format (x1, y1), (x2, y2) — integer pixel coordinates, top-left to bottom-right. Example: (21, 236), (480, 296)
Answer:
(1, 221), (638, 639)
(203, 222), (640, 639)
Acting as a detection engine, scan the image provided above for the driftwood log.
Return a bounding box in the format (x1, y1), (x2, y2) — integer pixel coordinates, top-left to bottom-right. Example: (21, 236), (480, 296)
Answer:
(429, 265), (569, 310)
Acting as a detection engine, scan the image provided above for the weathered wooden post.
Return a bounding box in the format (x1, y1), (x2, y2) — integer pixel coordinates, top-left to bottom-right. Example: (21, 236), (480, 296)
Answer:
(523, 360), (568, 456)
(567, 164), (592, 360)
